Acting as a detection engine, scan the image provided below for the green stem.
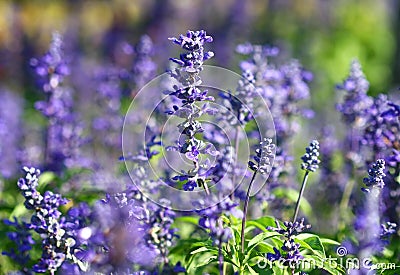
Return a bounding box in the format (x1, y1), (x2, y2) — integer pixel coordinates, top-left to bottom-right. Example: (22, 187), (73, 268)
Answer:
(293, 171), (309, 223)
(230, 126), (240, 200)
(338, 178), (355, 231)
(241, 170), (258, 253)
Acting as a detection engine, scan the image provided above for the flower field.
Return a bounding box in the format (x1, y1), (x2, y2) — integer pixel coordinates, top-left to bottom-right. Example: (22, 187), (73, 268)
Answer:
(0, 1), (399, 274)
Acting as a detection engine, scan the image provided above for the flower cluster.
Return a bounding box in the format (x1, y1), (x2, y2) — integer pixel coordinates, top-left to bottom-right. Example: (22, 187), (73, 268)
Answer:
(92, 66), (124, 150)
(0, 89), (22, 178)
(300, 140), (320, 172)
(236, 43), (313, 144)
(362, 159), (386, 192)
(169, 30), (214, 74)
(267, 218), (311, 266)
(2, 217), (33, 269)
(132, 35), (157, 90)
(167, 30), (219, 192)
(248, 138), (275, 175)
(336, 59), (372, 128)
(32, 32), (87, 172)
(30, 32), (70, 93)
(219, 70), (257, 126)
(362, 96), (400, 160)
(4, 167), (83, 274)
(197, 197), (241, 245)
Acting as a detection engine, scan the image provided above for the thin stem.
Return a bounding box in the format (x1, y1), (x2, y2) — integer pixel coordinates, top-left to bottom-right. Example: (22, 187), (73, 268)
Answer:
(217, 218), (224, 275)
(203, 181), (210, 196)
(338, 127), (356, 232)
(292, 171), (309, 223)
(230, 126), (240, 200)
(218, 237), (223, 275)
(241, 170), (258, 253)
(338, 178), (355, 231)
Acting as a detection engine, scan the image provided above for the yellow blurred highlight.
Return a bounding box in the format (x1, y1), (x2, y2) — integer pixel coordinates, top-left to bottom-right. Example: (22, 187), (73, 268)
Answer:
(80, 2), (113, 38)
(20, 2), (68, 40)
(0, 1), (13, 47)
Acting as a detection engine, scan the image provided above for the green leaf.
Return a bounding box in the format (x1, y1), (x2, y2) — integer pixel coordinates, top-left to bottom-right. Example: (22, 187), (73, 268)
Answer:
(247, 264), (259, 275)
(190, 246), (209, 255)
(320, 237), (341, 246)
(246, 216), (278, 232)
(244, 232), (281, 265)
(38, 171), (56, 186)
(174, 216), (199, 225)
(295, 233), (326, 258)
(9, 203), (28, 219)
(247, 231), (281, 251)
(193, 255), (217, 268)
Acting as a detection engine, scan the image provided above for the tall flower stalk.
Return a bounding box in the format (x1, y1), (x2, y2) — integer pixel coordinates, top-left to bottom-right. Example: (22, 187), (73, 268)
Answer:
(167, 30), (217, 193)
(31, 32), (87, 173)
(241, 138), (275, 253)
(293, 140), (320, 222)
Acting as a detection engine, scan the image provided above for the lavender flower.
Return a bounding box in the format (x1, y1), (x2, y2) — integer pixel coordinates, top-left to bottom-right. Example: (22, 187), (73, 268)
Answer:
(268, 218), (311, 237)
(380, 222), (397, 242)
(132, 35), (157, 91)
(267, 218), (310, 267)
(354, 159), (393, 264)
(300, 140), (320, 172)
(92, 66), (124, 150)
(79, 194), (157, 273)
(362, 159), (386, 192)
(4, 167), (84, 274)
(236, 43), (313, 145)
(248, 138), (275, 174)
(219, 70), (257, 126)
(361, 97), (399, 163)
(32, 32), (88, 172)
(167, 30), (217, 193)
(2, 217), (34, 268)
(197, 197), (240, 245)
(336, 60), (373, 128)
(30, 32), (70, 93)
(0, 89), (22, 178)
(169, 30), (214, 74)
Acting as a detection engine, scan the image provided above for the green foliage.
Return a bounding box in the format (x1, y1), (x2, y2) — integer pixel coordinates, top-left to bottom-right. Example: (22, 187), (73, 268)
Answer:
(172, 215), (344, 274)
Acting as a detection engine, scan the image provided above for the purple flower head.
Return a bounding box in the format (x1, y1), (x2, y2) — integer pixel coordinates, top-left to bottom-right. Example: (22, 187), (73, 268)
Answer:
(267, 218), (311, 238)
(362, 159), (386, 192)
(0, 89), (22, 178)
(30, 32), (70, 93)
(267, 218), (310, 266)
(380, 222), (397, 241)
(197, 197), (241, 245)
(166, 30), (219, 192)
(2, 217), (34, 267)
(219, 70), (257, 126)
(132, 35), (157, 89)
(336, 60), (373, 127)
(361, 95), (394, 157)
(300, 140), (320, 172)
(3, 167), (87, 274)
(248, 138), (275, 174)
(169, 30), (214, 74)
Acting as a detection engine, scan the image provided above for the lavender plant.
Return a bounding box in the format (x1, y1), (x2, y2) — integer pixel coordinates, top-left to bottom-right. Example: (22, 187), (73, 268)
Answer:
(166, 30), (217, 193)
(3, 167), (86, 274)
(31, 32), (88, 173)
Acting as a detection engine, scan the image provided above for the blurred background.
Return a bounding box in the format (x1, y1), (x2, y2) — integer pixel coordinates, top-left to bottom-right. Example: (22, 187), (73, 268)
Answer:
(1, 0), (399, 93)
